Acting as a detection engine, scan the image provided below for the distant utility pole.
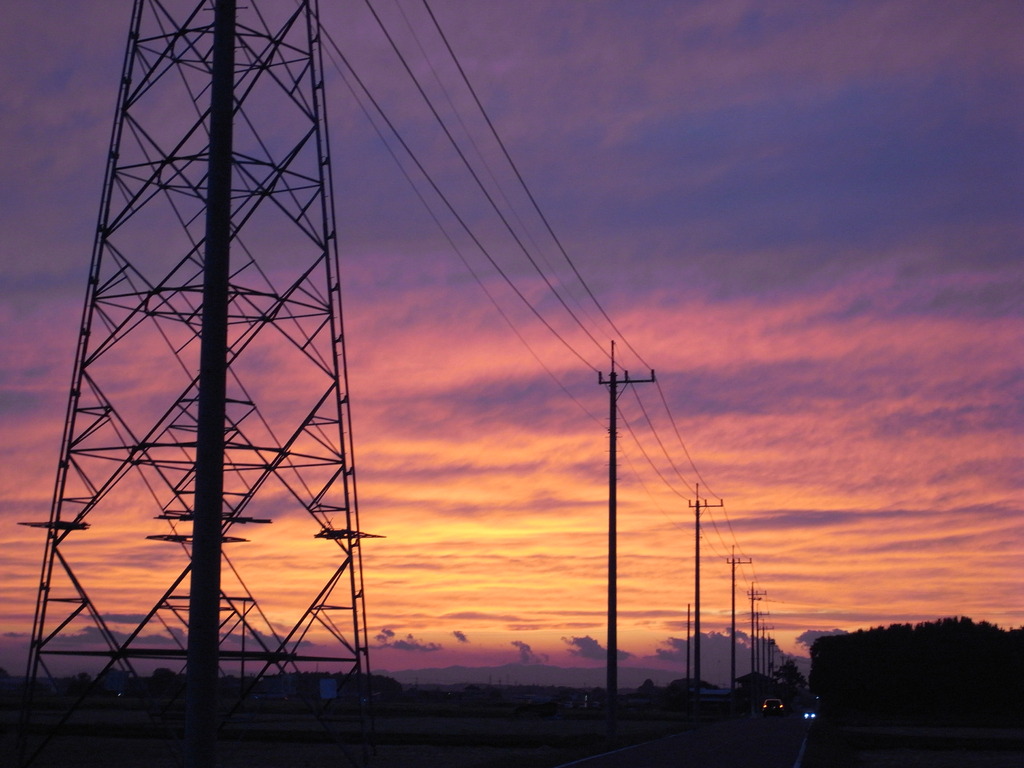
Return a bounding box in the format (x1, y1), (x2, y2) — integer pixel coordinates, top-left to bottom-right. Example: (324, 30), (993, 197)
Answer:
(756, 612), (762, 703)
(686, 603), (691, 714)
(728, 548), (751, 715)
(689, 485), (723, 726)
(762, 621), (774, 680)
(748, 585), (765, 714)
(598, 341), (654, 743)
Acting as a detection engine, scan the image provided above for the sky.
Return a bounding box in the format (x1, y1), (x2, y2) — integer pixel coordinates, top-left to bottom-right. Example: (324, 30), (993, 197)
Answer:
(1, 0), (1021, 688)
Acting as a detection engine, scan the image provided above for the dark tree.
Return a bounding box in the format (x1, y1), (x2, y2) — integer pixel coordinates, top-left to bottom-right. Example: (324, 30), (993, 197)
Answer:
(148, 667), (182, 697)
(65, 672), (92, 696)
(367, 673), (403, 701)
(773, 659), (807, 703)
(810, 616), (1023, 724)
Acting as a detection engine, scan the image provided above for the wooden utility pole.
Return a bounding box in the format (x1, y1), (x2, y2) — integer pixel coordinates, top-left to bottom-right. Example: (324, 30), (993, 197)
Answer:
(689, 485), (722, 725)
(599, 342), (654, 743)
(728, 548), (751, 715)
(748, 585), (765, 715)
(686, 603), (691, 716)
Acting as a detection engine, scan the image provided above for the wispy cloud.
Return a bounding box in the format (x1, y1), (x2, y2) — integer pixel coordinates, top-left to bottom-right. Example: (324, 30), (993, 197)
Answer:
(0, 0), (1020, 682)
(375, 628), (443, 653)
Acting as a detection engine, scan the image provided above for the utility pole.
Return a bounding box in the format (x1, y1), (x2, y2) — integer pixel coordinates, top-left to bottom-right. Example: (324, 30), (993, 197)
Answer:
(598, 342), (654, 743)
(686, 603), (691, 716)
(727, 548), (751, 716)
(689, 485), (722, 726)
(755, 609), (762, 710)
(748, 585), (765, 715)
(762, 619), (774, 683)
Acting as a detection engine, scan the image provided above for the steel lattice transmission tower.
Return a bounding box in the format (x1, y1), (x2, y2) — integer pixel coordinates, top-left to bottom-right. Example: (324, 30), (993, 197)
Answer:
(19, 1), (376, 765)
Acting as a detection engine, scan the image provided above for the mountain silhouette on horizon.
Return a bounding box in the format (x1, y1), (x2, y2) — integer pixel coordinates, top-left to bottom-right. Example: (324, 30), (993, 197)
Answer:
(376, 662), (686, 690)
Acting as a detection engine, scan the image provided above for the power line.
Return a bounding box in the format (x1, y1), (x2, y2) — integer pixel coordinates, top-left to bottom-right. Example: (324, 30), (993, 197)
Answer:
(320, 4), (767, 608)
(319, 20), (598, 371)
(361, 0), (609, 360)
(420, 0), (650, 371)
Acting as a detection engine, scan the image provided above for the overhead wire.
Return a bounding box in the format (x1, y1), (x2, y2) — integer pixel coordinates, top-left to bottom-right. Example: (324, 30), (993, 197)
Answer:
(413, 1), (747, 558)
(653, 379), (722, 500)
(629, 387), (697, 497)
(390, 0), (747, 560)
(420, 0), (651, 372)
(379, 5), (615, 423)
(617, 407), (690, 503)
(361, 0), (609, 362)
(618, 419), (730, 563)
(391, 0), (593, 327)
(326, 31), (600, 420)
(318, 16), (597, 372)
(413, 0), (736, 537)
(318, 1), (758, 576)
(616, 433), (689, 537)
(623, 372), (757, 567)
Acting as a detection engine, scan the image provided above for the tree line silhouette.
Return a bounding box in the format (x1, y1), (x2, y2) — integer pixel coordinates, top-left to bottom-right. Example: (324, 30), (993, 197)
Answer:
(809, 616), (1023, 724)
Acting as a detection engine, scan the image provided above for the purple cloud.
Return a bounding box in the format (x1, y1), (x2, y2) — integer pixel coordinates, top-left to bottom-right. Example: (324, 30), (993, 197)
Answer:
(511, 640), (548, 665)
(1, 0), (1020, 679)
(563, 635), (632, 662)
(375, 627), (442, 653)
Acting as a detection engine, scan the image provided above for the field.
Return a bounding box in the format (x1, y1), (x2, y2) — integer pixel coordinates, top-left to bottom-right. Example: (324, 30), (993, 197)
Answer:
(803, 719), (1024, 768)
(1, 696), (689, 768)
(5, 696), (1023, 767)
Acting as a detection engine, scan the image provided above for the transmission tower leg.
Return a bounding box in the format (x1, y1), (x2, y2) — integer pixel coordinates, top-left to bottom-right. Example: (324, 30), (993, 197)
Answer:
(184, 2), (235, 766)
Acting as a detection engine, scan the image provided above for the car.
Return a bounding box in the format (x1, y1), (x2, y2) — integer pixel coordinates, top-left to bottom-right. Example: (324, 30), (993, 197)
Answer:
(761, 698), (785, 717)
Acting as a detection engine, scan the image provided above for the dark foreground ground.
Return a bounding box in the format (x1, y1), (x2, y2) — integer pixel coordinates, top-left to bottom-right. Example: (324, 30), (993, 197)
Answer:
(802, 719), (1024, 768)
(6, 702), (681, 768)
(4, 702), (1022, 767)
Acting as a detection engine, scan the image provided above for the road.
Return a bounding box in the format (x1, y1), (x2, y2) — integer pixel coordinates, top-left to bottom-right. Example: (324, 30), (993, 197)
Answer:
(556, 716), (811, 768)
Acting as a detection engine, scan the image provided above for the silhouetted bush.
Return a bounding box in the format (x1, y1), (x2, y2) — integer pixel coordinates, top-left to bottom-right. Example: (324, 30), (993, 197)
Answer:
(809, 617), (1023, 723)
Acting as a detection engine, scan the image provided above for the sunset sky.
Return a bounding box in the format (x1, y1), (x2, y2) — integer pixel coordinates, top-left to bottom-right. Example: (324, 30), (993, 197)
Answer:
(1, 1), (1021, 687)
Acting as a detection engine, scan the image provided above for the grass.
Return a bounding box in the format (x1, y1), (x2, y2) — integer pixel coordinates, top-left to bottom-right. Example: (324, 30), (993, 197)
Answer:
(801, 715), (1024, 768)
(801, 720), (858, 768)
